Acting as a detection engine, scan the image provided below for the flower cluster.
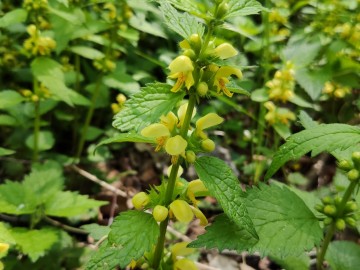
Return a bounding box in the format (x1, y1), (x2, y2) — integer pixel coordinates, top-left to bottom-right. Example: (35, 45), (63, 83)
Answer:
(93, 57), (116, 73)
(264, 101), (295, 126)
(266, 62), (295, 102)
(111, 93), (127, 114)
(322, 81), (351, 99)
(23, 0), (48, 11)
(23, 25), (56, 57)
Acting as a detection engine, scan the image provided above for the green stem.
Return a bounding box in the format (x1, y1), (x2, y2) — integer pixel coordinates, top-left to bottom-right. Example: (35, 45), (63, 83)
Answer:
(152, 93), (196, 269)
(33, 79), (40, 162)
(316, 180), (358, 269)
(74, 77), (102, 162)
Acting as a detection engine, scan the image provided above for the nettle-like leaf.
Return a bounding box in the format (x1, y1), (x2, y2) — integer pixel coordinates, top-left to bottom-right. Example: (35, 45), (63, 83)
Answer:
(193, 156), (258, 245)
(96, 133), (155, 149)
(160, 0), (205, 17)
(159, 1), (204, 39)
(225, 0), (263, 19)
(10, 227), (59, 262)
(0, 222), (16, 244)
(44, 191), (107, 218)
(265, 124), (360, 179)
(113, 83), (185, 132)
(87, 211), (159, 269)
(326, 241), (360, 270)
(245, 183), (323, 257)
(81, 224), (110, 241)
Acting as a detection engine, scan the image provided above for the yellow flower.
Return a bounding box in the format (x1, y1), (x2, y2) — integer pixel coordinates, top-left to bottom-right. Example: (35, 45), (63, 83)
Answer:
(165, 135), (188, 156)
(169, 200), (194, 223)
(168, 56), (195, 92)
(174, 258), (198, 270)
(153, 205), (169, 222)
(195, 113), (224, 139)
(213, 66), (242, 97)
(160, 111), (178, 131)
(189, 205), (208, 226)
(0, 243), (9, 253)
(187, 179), (208, 205)
(214, 43), (238, 59)
(264, 101), (295, 125)
(171, 242), (195, 260)
(132, 192), (150, 210)
(177, 102), (196, 128)
(141, 123), (170, 152)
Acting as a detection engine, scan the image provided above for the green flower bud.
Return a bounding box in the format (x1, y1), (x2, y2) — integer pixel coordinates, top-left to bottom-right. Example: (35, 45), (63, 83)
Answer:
(347, 169), (360, 182)
(344, 201), (358, 213)
(345, 217), (357, 228)
(183, 49), (196, 59)
(351, 151), (360, 166)
(185, 150), (196, 163)
(197, 82), (208, 97)
(216, 2), (229, 19)
(153, 205), (169, 222)
(324, 205), (337, 216)
(315, 204), (324, 213)
(132, 192), (150, 210)
(338, 160), (353, 171)
(321, 196), (333, 205)
(323, 217), (333, 225)
(335, 218), (346, 230)
(189, 34), (201, 51)
(334, 196), (342, 206)
(201, 139), (215, 152)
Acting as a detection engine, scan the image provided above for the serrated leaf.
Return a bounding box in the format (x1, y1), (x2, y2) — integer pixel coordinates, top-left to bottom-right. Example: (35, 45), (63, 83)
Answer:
(45, 191), (107, 217)
(245, 183), (323, 257)
(48, 6), (84, 25)
(326, 241), (360, 270)
(0, 9), (27, 28)
(69, 46), (105, 60)
(283, 38), (322, 67)
(265, 124), (360, 179)
(129, 13), (167, 39)
(88, 211), (159, 269)
(226, 0), (263, 19)
(113, 83), (185, 132)
(194, 156), (258, 242)
(295, 67), (330, 100)
(298, 110), (318, 129)
(160, 0), (205, 17)
(190, 214), (255, 251)
(81, 224), (110, 241)
(0, 222), (16, 244)
(0, 147), (15, 156)
(0, 90), (25, 109)
(159, 1), (204, 39)
(11, 227), (59, 262)
(96, 133), (155, 149)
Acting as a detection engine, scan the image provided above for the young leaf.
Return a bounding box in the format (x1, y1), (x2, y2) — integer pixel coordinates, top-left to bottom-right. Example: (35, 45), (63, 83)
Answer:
(88, 211), (159, 269)
(0, 90), (25, 109)
(190, 214), (257, 251)
(159, 1), (204, 39)
(245, 183), (323, 257)
(113, 83), (185, 132)
(0, 147), (15, 156)
(96, 133), (155, 149)
(45, 191), (107, 218)
(326, 241), (360, 270)
(265, 124), (360, 179)
(194, 156), (258, 242)
(10, 227), (59, 262)
(225, 0), (263, 19)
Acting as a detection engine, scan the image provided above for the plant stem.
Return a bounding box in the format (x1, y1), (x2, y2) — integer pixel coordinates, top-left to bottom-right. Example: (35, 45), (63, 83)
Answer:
(33, 79), (40, 162)
(316, 180), (358, 269)
(152, 93), (196, 269)
(74, 77), (102, 162)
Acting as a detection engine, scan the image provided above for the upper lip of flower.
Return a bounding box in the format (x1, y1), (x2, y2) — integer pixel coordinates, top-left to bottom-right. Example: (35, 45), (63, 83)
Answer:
(168, 55), (195, 92)
(213, 66), (242, 98)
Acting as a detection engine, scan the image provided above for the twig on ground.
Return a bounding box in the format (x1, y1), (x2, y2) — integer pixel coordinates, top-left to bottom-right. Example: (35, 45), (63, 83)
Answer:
(72, 165), (127, 197)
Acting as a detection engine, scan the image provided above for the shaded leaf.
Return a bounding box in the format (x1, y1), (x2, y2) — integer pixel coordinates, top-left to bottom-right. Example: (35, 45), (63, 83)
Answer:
(0, 90), (25, 109)
(326, 241), (360, 270)
(226, 0), (263, 19)
(81, 224), (110, 241)
(0, 9), (27, 28)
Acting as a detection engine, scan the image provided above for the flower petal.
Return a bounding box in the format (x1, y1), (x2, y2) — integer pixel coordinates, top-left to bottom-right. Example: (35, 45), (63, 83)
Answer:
(171, 242), (195, 259)
(196, 113), (224, 131)
(177, 103), (196, 128)
(216, 66), (243, 79)
(169, 200), (194, 223)
(160, 112), (178, 132)
(169, 56), (194, 74)
(214, 43), (238, 59)
(165, 135), (187, 156)
(174, 258), (198, 270)
(141, 123), (170, 138)
(190, 206), (208, 226)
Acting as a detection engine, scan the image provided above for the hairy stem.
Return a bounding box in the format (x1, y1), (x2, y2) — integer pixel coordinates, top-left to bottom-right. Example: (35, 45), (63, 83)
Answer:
(152, 93), (196, 269)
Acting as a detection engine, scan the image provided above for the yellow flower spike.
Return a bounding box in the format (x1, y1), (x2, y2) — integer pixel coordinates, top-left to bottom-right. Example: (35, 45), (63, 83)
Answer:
(174, 258), (198, 270)
(213, 66), (243, 97)
(165, 135), (188, 156)
(190, 206), (208, 226)
(168, 56), (195, 92)
(0, 243), (9, 253)
(169, 200), (194, 223)
(179, 40), (191, 49)
(201, 139), (215, 152)
(195, 113), (224, 138)
(153, 205), (169, 222)
(214, 43), (238, 59)
(171, 242), (195, 260)
(27, 24), (37, 36)
(177, 103), (196, 128)
(160, 112), (178, 132)
(132, 192), (150, 210)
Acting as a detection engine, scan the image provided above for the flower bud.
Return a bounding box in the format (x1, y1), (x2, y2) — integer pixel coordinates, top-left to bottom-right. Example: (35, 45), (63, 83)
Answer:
(201, 139), (215, 152)
(185, 150), (196, 163)
(344, 201), (358, 213)
(345, 217), (357, 228)
(321, 196), (333, 205)
(214, 43), (238, 59)
(31, 94), (39, 102)
(0, 243), (9, 253)
(334, 196), (342, 206)
(183, 49), (196, 59)
(323, 205), (337, 216)
(189, 34), (201, 51)
(338, 160), (353, 171)
(197, 82), (208, 97)
(132, 192), (150, 210)
(216, 2), (229, 19)
(335, 218), (346, 230)
(314, 204), (324, 213)
(153, 205), (168, 222)
(352, 151), (360, 166)
(347, 169), (360, 182)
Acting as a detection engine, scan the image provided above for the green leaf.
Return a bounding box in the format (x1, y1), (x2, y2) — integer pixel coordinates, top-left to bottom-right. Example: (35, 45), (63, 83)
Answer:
(245, 183), (323, 257)
(298, 110), (318, 129)
(0, 9), (27, 28)
(48, 6), (84, 25)
(45, 191), (107, 217)
(81, 224), (110, 241)
(289, 94), (314, 108)
(326, 241), (360, 270)
(10, 227), (59, 262)
(113, 83), (185, 132)
(250, 88), (269, 102)
(190, 214), (256, 251)
(159, 1), (204, 39)
(0, 114), (17, 126)
(0, 222), (16, 244)
(194, 156), (258, 242)
(25, 131), (55, 151)
(295, 67), (330, 100)
(68, 46), (105, 60)
(0, 147), (15, 156)
(270, 253), (310, 270)
(88, 211), (159, 269)
(265, 124), (360, 179)
(226, 0), (263, 19)
(96, 133), (155, 149)
(273, 123), (291, 139)
(0, 90), (25, 109)
(129, 13), (167, 39)
(283, 38), (322, 67)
